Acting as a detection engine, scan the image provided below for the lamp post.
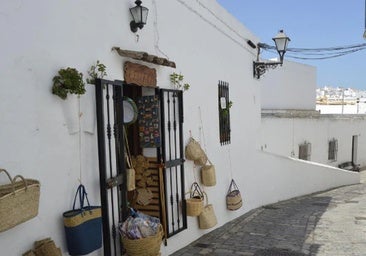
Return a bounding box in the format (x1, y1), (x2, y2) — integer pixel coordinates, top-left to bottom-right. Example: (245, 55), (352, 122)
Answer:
(130, 0), (149, 33)
(253, 30), (291, 79)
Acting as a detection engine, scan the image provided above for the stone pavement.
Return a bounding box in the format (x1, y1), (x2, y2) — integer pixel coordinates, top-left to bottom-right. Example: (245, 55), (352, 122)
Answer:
(171, 171), (366, 256)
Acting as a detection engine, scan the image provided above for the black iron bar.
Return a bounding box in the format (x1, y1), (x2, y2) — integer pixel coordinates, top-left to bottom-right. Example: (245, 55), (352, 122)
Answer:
(95, 78), (112, 256)
(172, 93), (180, 228)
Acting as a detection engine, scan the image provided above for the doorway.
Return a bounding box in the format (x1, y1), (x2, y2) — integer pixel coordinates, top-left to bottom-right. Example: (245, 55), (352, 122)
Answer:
(352, 135), (358, 164)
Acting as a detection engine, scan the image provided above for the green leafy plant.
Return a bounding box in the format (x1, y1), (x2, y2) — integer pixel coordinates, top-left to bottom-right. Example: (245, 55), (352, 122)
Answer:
(86, 60), (107, 84)
(221, 100), (233, 116)
(52, 67), (85, 100)
(170, 72), (190, 91)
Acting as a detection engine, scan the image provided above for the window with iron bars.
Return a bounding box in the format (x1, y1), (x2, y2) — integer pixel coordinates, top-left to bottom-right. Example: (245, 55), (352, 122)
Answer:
(299, 141), (311, 161)
(328, 138), (338, 162)
(218, 81), (231, 145)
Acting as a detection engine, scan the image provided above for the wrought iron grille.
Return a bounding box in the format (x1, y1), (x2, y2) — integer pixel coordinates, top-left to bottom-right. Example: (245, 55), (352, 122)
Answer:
(94, 79), (127, 256)
(218, 81), (231, 145)
(159, 89), (187, 238)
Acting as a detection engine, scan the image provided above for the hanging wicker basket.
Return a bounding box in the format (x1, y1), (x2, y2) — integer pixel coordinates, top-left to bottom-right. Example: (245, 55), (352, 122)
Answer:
(186, 182), (204, 216)
(200, 160), (216, 186)
(122, 224), (163, 256)
(185, 137), (205, 161)
(198, 193), (217, 229)
(226, 179), (243, 211)
(0, 169), (40, 233)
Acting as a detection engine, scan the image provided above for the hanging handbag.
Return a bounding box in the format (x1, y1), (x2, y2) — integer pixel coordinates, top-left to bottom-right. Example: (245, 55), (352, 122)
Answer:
(186, 182), (204, 216)
(185, 137), (205, 161)
(198, 192), (217, 229)
(63, 184), (102, 255)
(226, 179), (243, 211)
(200, 159), (216, 186)
(124, 127), (136, 191)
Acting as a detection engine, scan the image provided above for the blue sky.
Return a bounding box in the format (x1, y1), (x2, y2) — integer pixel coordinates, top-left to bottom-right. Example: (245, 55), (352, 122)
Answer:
(216, 0), (366, 89)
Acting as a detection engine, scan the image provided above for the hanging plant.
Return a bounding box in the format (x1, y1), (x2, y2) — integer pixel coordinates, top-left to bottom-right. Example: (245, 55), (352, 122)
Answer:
(221, 100), (233, 116)
(86, 60), (107, 84)
(52, 67), (85, 100)
(170, 72), (190, 92)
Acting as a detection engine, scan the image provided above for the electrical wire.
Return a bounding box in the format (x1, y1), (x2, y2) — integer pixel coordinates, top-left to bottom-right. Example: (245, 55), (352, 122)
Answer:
(261, 42), (366, 60)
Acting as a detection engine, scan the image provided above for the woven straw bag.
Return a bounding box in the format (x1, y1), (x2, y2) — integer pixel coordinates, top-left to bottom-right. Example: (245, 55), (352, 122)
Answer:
(0, 169), (40, 233)
(34, 238), (62, 256)
(185, 137), (205, 161)
(200, 160), (216, 186)
(198, 193), (217, 229)
(122, 224), (164, 256)
(226, 179), (243, 211)
(186, 182), (204, 216)
(193, 151), (208, 166)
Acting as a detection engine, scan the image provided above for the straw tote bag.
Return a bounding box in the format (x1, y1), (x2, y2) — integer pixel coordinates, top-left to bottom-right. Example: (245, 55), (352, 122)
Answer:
(63, 184), (102, 255)
(200, 159), (216, 186)
(185, 137), (205, 161)
(226, 179), (243, 211)
(186, 182), (204, 216)
(198, 193), (217, 229)
(124, 127), (136, 192)
(0, 169), (40, 233)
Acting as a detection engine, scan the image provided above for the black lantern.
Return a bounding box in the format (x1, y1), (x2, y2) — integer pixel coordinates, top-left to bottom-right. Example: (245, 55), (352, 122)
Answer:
(253, 30), (291, 79)
(130, 0), (149, 33)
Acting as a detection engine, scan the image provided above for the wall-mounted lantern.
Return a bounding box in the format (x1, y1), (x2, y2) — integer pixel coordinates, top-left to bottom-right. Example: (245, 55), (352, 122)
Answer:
(253, 30), (291, 79)
(130, 0), (149, 33)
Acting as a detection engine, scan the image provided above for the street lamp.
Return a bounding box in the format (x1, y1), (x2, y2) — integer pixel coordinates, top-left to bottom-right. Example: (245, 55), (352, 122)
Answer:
(130, 0), (149, 33)
(253, 30), (291, 79)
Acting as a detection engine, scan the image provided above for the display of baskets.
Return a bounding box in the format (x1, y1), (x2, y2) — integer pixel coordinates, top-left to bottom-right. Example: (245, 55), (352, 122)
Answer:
(0, 169), (40, 233)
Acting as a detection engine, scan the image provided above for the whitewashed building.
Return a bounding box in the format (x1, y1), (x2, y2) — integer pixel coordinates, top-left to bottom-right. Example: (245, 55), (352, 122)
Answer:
(0, 1), (359, 255)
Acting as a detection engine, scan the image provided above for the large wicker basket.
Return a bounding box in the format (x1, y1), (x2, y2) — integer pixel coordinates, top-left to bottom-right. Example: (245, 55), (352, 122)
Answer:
(0, 169), (40, 233)
(122, 224), (163, 256)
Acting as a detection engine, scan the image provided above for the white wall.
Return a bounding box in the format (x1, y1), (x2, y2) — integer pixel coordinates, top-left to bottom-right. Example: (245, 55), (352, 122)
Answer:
(0, 1), (359, 255)
(261, 60), (317, 110)
(261, 115), (366, 168)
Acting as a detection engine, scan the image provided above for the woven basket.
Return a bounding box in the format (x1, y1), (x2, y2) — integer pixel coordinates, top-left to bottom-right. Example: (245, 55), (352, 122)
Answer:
(198, 194), (217, 229)
(226, 179), (243, 211)
(186, 182), (204, 216)
(201, 162), (216, 186)
(193, 151), (208, 166)
(0, 169), (40, 233)
(185, 137), (205, 161)
(34, 239), (61, 256)
(122, 224), (163, 256)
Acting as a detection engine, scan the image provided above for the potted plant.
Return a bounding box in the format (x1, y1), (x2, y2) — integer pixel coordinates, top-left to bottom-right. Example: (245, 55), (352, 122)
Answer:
(86, 60), (107, 84)
(52, 67), (85, 100)
(170, 72), (190, 92)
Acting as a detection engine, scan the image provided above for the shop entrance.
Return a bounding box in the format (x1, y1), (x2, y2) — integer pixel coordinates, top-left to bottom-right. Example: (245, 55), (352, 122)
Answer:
(93, 79), (187, 255)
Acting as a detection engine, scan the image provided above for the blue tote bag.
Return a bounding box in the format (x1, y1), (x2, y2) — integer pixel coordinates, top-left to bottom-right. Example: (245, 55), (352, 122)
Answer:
(63, 184), (102, 255)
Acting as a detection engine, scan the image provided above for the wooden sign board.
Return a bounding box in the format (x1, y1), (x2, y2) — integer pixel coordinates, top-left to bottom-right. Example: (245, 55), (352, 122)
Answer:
(124, 61), (157, 87)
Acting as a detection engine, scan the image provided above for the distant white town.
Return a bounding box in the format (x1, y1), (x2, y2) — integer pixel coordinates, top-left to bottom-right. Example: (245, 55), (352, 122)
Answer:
(316, 86), (366, 114)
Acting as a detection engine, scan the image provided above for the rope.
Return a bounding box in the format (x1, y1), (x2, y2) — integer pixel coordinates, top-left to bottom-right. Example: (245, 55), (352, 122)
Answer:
(78, 96), (82, 184)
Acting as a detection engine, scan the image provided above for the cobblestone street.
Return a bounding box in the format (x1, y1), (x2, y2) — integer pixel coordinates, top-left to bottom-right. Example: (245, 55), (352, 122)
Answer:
(172, 171), (366, 256)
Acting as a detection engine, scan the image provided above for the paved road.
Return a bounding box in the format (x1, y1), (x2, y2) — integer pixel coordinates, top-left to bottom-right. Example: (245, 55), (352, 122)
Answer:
(172, 171), (366, 256)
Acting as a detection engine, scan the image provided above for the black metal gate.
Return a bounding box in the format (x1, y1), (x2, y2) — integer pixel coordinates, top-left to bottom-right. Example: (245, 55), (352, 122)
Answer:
(94, 78), (127, 256)
(158, 89), (187, 238)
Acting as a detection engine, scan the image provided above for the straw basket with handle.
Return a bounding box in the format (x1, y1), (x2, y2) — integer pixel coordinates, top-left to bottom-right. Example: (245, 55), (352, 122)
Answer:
(185, 182), (204, 217)
(226, 179), (243, 211)
(0, 169), (40, 233)
(198, 192), (217, 229)
(185, 137), (205, 161)
(200, 159), (216, 186)
(122, 224), (164, 256)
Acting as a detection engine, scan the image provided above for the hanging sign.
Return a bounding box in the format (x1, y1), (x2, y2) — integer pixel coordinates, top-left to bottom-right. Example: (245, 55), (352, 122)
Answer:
(124, 61), (157, 87)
